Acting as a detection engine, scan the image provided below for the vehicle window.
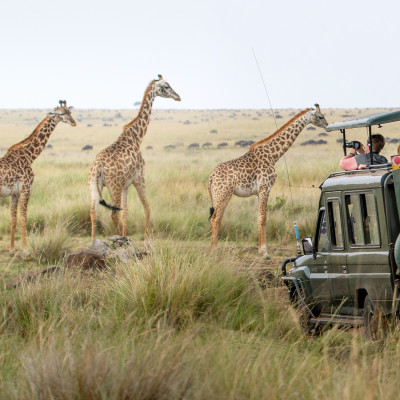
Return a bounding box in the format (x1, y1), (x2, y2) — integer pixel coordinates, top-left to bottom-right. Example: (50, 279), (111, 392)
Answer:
(317, 210), (329, 252)
(364, 193), (380, 245)
(327, 200), (344, 249)
(345, 192), (380, 246)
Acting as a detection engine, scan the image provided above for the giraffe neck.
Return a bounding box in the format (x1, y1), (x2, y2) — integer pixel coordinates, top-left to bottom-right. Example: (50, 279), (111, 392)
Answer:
(122, 81), (157, 143)
(250, 109), (312, 162)
(268, 114), (310, 161)
(7, 115), (61, 164)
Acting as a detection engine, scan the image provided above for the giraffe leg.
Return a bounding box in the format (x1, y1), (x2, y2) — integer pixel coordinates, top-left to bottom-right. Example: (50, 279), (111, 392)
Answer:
(110, 188), (123, 236)
(90, 200), (99, 240)
(19, 189), (31, 251)
(133, 178), (150, 243)
(89, 177), (101, 240)
(210, 190), (233, 250)
(10, 194), (19, 252)
(257, 186), (273, 259)
(121, 187), (129, 237)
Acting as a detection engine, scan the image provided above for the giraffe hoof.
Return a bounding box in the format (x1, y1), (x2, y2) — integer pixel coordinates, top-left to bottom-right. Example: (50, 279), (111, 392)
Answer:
(264, 255), (271, 261)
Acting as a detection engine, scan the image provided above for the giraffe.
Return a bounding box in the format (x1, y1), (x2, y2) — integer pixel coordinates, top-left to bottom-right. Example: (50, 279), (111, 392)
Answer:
(88, 75), (181, 242)
(0, 101), (76, 252)
(208, 105), (328, 258)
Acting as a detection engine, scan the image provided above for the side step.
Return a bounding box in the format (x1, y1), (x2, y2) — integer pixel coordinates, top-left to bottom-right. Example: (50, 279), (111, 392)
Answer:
(310, 313), (363, 327)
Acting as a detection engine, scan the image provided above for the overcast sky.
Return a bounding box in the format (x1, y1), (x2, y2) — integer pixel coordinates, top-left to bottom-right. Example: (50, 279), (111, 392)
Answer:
(1, 0), (399, 110)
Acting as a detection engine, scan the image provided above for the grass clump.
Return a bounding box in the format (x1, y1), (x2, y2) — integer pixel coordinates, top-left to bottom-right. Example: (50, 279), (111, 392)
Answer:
(28, 219), (76, 264)
(105, 243), (266, 332)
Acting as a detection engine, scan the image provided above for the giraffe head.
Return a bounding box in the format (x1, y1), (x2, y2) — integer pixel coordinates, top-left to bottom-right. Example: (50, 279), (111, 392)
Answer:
(48, 100), (77, 126)
(154, 75), (181, 101)
(307, 104), (328, 130)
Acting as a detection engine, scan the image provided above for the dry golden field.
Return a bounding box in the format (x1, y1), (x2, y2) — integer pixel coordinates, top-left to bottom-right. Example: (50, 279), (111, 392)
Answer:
(1, 107), (400, 399)
(1, 107), (400, 266)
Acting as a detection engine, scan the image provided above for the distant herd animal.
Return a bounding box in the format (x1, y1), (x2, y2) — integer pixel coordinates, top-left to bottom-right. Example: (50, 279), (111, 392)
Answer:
(0, 74), (329, 258)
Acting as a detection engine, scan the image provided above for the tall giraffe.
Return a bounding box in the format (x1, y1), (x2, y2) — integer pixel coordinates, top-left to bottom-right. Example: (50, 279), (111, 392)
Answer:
(0, 101), (76, 252)
(208, 105), (328, 258)
(89, 75), (181, 241)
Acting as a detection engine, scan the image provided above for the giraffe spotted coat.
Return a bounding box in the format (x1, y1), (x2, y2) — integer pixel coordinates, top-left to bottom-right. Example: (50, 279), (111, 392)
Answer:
(0, 101), (76, 251)
(88, 75), (181, 242)
(208, 106), (328, 258)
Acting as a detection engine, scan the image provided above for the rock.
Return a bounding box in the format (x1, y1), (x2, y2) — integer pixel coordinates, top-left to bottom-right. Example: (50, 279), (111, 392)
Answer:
(64, 248), (106, 269)
(88, 238), (109, 255)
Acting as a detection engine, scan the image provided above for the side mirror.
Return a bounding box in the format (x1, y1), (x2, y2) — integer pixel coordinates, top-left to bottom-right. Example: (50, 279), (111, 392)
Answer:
(302, 237), (314, 255)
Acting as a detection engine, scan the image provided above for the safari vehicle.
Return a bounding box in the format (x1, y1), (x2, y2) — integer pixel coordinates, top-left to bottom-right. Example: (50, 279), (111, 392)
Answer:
(282, 110), (400, 338)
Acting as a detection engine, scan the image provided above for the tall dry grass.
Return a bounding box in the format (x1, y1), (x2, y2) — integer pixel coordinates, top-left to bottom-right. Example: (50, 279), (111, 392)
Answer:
(1, 243), (400, 399)
(1, 108), (400, 399)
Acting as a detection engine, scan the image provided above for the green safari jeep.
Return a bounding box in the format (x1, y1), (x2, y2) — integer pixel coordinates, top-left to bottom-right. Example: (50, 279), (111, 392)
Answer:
(282, 110), (400, 338)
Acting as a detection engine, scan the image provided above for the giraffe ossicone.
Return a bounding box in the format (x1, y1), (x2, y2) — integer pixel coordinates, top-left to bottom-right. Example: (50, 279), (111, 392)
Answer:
(208, 105), (328, 258)
(88, 76), (181, 243)
(0, 101), (76, 252)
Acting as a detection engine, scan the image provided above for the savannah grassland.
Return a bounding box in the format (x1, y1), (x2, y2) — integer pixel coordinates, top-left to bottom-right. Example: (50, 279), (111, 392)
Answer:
(1, 107), (400, 399)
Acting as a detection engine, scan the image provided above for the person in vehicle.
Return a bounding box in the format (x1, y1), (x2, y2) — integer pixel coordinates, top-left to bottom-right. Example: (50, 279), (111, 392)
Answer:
(339, 134), (387, 170)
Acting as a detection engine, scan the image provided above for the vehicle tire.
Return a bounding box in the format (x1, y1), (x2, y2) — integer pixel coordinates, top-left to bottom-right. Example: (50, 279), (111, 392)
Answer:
(363, 295), (386, 340)
(296, 301), (320, 335)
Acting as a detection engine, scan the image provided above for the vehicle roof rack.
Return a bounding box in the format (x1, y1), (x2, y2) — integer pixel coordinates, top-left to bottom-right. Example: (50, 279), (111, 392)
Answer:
(326, 110), (400, 131)
(321, 164), (393, 187)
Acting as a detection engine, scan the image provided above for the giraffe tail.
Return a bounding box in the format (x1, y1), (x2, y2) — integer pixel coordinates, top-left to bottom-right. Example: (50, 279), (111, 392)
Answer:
(208, 176), (215, 220)
(99, 199), (122, 211)
(94, 166), (122, 211)
(209, 207), (215, 220)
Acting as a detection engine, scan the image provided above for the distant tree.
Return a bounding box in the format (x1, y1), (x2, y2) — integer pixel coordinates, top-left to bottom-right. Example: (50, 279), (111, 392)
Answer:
(134, 101), (141, 107)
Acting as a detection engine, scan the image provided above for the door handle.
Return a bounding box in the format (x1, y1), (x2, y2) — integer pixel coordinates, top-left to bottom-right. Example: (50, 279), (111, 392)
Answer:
(342, 265), (347, 274)
(323, 265), (328, 273)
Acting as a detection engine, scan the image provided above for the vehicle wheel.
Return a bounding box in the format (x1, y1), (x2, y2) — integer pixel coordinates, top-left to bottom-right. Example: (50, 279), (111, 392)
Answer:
(296, 302), (319, 335)
(363, 295), (386, 340)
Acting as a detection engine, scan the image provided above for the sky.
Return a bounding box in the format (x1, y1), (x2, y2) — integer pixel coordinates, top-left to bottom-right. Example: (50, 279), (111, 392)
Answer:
(0, 0), (399, 110)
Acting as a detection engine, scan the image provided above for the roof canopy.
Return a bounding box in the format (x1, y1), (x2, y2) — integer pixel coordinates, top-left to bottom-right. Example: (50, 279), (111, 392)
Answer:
(326, 110), (400, 132)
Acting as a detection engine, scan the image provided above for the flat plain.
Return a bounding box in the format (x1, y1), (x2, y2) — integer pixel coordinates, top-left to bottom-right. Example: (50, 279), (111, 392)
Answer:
(1, 107), (400, 399)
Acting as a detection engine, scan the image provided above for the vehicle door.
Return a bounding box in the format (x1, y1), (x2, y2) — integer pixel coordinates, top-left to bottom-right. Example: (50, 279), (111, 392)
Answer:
(345, 190), (392, 309)
(326, 196), (353, 308)
(309, 207), (333, 310)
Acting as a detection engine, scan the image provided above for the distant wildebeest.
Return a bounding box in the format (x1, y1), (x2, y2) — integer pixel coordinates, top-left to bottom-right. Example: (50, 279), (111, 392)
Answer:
(300, 139), (327, 146)
(202, 142), (212, 148)
(235, 140), (255, 148)
(164, 145), (176, 150)
(235, 140), (246, 147)
(82, 145), (93, 151)
(217, 142), (228, 149)
(146, 145), (153, 150)
(210, 129), (218, 134)
(188, 143), (200, 149)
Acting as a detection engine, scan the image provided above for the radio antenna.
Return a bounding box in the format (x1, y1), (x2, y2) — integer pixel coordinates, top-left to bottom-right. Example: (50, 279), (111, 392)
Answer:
(251, 47), (301, 255)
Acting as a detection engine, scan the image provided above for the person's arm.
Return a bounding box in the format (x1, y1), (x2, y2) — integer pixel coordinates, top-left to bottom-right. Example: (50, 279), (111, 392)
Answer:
(339, 151), (358, 170)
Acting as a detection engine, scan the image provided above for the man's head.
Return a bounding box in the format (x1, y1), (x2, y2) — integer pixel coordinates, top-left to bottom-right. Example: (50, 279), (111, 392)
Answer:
(368, 134), (385, 153)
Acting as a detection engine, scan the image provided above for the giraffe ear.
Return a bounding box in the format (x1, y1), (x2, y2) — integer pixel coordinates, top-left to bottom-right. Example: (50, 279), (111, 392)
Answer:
(158, 74), (163, 80)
